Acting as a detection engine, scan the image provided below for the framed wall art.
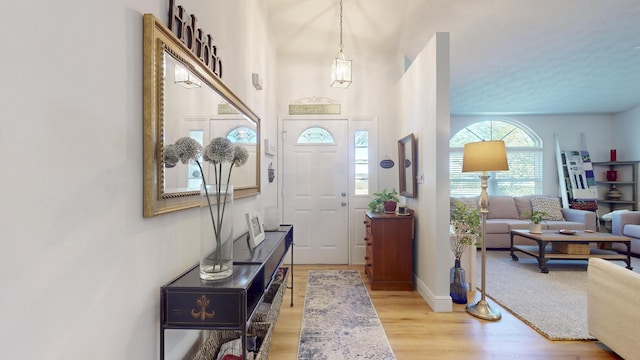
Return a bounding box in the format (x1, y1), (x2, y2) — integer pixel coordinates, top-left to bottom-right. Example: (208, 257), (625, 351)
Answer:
(245, 211), (265, 248)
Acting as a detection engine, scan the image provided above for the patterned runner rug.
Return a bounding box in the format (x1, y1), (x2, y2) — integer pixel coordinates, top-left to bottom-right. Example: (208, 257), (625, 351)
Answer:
(481, 250), (640, 340)
(297, 270), (396, 359)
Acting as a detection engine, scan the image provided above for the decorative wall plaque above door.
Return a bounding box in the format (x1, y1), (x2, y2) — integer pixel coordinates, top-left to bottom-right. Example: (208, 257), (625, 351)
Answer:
(289, 97), (341, 115)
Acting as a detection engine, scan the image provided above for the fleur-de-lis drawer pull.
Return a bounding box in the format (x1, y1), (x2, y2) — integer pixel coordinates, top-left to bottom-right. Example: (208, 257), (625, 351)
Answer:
(191, 295), (216, 321)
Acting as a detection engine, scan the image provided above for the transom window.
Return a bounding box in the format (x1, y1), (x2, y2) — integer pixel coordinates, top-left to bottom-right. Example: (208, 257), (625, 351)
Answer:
(450, 120), (543, 197)
(297, 127), (335, 144)
(226, 126), (257, 144)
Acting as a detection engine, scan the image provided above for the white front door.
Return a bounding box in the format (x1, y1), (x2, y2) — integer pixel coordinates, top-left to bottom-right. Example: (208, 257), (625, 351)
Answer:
(282, 119), (349, 264)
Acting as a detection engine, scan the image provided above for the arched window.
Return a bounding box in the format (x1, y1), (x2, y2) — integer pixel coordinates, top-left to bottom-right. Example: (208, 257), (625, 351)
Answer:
(296, 127), (335, 144)
(226, 126), (257, 144)
(450, 120), (543, 197)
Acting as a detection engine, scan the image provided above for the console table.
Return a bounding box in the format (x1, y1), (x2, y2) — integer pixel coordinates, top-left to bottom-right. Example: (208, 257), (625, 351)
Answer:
(160, 225), (293, 359)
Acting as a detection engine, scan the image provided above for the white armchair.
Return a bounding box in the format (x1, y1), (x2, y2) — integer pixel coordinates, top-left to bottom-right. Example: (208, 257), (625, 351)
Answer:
(588, 258), (640, 360)
(611, 211), (640, 255)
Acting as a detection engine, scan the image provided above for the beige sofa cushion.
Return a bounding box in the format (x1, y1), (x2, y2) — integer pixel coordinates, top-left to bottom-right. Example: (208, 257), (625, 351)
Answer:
(544, 221), (586, 231)
(484, 220), (510, 234)
(487, 196), (519, 219)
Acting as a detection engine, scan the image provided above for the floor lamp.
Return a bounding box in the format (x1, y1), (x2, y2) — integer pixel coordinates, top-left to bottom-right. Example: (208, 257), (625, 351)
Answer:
(462, 140), (509, 321)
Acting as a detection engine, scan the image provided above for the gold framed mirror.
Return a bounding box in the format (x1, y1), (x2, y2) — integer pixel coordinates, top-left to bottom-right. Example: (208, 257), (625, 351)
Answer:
(398, 133), (417, 198)
(143, 14), (261, 217)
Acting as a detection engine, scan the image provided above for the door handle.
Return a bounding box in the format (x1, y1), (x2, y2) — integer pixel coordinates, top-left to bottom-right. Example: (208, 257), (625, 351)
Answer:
(341, 192), (347, 197)
(341, 202), (347, 207)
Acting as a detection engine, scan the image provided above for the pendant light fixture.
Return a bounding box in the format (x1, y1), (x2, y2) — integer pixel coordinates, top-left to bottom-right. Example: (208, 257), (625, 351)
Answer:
(330, 0), (352, 88)
(174, 64), (202, 89)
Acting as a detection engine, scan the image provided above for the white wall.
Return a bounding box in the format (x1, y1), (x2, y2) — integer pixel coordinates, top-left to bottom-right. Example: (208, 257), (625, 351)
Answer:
(398, 33), (453, 312)
(613, 104), (640, 209)
(0, 1), (273, 359)
(274, 52), (404, 194)
(613, 104), (640, 161)
(452, 114), (615, 196)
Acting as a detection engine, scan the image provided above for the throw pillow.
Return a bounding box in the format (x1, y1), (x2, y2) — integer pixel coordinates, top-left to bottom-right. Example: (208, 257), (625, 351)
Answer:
(486, 196), (519, 219)
(513, 196), (533, 220)
(530, 196), (564, 221)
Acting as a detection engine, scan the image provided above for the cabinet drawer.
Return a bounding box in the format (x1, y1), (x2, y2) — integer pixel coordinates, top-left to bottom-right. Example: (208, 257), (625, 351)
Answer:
(163, 290), (244, 328)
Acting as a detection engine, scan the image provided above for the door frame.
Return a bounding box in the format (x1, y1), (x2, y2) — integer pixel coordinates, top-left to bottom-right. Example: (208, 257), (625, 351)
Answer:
(277, 115), (379, 265)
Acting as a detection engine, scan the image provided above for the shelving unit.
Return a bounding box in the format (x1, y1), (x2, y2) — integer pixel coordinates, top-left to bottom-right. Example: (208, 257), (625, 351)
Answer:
(592, 161), (639, 213)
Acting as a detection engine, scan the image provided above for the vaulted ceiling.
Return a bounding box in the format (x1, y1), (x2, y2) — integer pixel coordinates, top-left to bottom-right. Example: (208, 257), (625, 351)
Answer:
(267, 0), (640, 116)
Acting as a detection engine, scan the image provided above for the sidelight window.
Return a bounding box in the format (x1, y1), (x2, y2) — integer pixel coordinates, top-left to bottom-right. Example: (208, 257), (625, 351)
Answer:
(187, 130), (205, 190)
(355, 130), (369, 195)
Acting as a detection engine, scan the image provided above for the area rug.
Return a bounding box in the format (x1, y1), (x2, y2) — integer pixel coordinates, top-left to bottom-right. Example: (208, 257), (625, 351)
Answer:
(479, 250), (640, 340)
(297, 270), (396, 360)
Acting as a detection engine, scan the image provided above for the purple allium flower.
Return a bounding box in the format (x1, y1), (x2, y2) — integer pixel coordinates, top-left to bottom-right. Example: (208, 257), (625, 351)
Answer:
(174, 137), (202, 164)
(204, 137), (234, 164)
(163, 144), (179, 167)
(232, 145), (249, 167)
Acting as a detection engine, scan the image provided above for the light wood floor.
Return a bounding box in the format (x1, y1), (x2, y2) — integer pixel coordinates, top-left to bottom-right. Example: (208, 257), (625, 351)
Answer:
(269, 265), (621, 360)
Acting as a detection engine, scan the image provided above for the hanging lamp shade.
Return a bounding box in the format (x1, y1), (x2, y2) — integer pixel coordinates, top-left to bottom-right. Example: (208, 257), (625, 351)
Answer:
(331, 50), (352, 88)
(174, 64), (201, 89)
(330, 0), (351, 88)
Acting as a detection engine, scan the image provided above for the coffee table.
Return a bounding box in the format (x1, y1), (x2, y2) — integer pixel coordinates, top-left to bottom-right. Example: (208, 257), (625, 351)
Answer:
(509, 229), (632, 273)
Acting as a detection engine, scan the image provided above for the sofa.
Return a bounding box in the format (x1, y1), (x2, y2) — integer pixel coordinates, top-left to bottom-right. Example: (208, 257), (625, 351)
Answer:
(611, 210), (640, 255)
(588, 258), (640, 360)
(452, 195), (597, 248)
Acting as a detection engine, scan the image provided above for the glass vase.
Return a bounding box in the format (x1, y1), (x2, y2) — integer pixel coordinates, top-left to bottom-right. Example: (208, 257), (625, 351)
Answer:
(200, 184), (234, 280)
(450, 259), (468, 304)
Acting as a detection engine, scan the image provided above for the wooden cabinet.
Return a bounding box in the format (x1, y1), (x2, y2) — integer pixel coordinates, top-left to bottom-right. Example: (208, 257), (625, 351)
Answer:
(364, 211), (414, 290)
(593, 161), (639, 212)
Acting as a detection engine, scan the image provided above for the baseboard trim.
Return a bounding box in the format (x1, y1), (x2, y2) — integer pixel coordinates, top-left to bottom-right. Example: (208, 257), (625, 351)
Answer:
(414, 274), (452, 312)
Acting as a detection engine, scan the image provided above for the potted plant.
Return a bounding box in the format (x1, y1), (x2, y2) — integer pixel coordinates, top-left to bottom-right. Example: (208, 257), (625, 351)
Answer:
(526, 210), (548, 234)
(449, 199), (480, 304)
(368, 188), (399, 213)
(450, 200), (480, 260)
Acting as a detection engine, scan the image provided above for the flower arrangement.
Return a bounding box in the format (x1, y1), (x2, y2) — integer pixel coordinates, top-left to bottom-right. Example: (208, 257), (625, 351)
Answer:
(171, 136), (249, 274)
(450, 199), (480, 260)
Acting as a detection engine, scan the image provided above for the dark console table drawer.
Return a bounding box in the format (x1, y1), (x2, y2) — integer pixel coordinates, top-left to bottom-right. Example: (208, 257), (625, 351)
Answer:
(161, 264), (262, 328)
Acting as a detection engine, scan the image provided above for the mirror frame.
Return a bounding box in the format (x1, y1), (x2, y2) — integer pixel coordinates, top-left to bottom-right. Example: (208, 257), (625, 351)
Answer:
(398, 133), (417, 198)
(143, 14), (261, 217)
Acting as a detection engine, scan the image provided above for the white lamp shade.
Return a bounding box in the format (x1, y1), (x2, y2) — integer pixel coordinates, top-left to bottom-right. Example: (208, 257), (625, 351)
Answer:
(462, 140), (509, 172)
(331, 52), (352, 88)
